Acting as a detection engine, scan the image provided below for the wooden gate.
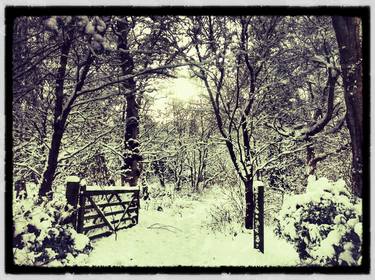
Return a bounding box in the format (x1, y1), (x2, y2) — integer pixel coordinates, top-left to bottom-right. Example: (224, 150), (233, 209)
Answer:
(66, 178), (140, 240)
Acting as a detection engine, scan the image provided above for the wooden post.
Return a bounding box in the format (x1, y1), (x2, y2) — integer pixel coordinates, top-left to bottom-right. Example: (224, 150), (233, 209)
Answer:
(253, 181), (265, 253)
(135, 190), (140, 224)
(66, 176), (81, 206)
(77, 184), (86, 233)
(66, 176), (81, 229)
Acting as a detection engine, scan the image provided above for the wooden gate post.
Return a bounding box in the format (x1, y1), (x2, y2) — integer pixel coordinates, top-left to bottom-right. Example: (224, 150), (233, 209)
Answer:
(253, 181), (265, 253)
(66, 176), (81, 230)
(135, 190), (140, 224)
(76, 184), (86, 234)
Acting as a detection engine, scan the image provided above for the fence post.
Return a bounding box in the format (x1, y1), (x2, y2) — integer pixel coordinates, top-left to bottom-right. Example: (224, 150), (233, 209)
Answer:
(76, 184), (86, 234)
(66, 176), (81, 230)
(253, 181), (265, 253)
(135, 190), (140, 224)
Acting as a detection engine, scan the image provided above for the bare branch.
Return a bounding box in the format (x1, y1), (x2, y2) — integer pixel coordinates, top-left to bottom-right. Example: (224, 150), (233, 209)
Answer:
(255, 143), (311, 174)
(57, 125), (119, 162)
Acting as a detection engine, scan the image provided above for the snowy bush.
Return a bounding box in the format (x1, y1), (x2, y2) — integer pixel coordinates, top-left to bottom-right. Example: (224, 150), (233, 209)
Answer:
(206, 184), (245, 236)
(275, 176), (362, 266)
(13, 182), (92, 266)
(207, 201), (243, 236)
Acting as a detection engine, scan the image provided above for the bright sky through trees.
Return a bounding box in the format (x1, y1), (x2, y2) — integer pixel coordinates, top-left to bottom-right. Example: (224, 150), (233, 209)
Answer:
(151, 75), (204, 115)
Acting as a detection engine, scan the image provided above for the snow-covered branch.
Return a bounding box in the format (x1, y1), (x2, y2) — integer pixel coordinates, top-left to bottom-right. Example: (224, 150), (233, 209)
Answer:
(57, 125), (119, 162)
(255, 143), (311, 174)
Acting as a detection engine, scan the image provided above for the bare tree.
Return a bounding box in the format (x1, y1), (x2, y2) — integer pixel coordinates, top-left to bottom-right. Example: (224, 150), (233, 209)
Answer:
(36, 16), (110, 197)
(187, 16), (311, 229)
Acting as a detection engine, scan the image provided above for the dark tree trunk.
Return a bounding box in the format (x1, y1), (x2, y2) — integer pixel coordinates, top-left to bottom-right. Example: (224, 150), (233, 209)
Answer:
(39, 121), (66, 197)
(332, 16), (363, 197)
(117, 19), (141, 187)
(38, 27), (95, 197)
(245, 178), (254, 229)
(306, 145), (317, 177)
(38, 36), (72, 197)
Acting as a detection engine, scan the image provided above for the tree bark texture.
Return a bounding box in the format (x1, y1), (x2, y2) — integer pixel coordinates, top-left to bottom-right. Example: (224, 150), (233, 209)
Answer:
(39, 37), (72, 197)
(39, 27), (95, 197)
(117, 19), (142, 187)
(245, 178), (254, 229)
(332, 16), (363, 197)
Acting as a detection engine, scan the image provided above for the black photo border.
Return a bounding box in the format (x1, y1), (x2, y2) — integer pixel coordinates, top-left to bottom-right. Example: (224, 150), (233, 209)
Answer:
(4, 5), (371, 274)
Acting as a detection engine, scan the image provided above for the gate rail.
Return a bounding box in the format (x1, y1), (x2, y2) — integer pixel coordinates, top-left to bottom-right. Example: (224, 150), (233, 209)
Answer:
(66, 177), (140, 240)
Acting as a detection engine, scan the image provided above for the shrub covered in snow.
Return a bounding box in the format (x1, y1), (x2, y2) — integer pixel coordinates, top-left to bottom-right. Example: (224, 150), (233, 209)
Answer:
(205, 184), (245, 236)
(13, 183), (92, 266)
(275, 176), (362, 266)
(207, 200), (244, 236)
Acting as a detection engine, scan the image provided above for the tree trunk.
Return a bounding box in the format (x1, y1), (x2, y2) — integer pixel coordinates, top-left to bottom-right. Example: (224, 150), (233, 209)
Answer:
(123, 90), (141, 186)
(245, 178), (254, 229)
(117, 19), (141, 187)
(306, 144), (317, 177)
(39, 122), (65, 197)
(332, 16), (363, 197)
(38, 35), (72, 197)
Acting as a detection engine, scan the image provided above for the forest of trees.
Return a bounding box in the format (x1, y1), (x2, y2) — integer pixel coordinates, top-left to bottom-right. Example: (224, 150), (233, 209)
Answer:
(10, 13), (365, 268)
(12, 15), (363, 197)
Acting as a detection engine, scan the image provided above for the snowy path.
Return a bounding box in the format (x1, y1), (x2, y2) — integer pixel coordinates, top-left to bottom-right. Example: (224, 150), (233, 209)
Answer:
(84, 193), (299, 267)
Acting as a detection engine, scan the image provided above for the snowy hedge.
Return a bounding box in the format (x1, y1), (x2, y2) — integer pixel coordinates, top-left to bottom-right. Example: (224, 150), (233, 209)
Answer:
(275, 176), (362, 266)
(13, 183), (92, 266)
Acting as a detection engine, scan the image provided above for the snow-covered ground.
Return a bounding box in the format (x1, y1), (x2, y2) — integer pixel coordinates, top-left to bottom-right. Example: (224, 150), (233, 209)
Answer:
(81, 188), (299, 267)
